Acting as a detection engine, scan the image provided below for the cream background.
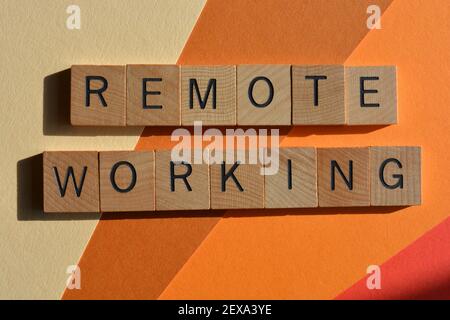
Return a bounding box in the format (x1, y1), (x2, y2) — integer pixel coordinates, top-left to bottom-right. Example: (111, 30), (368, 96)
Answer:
(0, 0), (205, 299)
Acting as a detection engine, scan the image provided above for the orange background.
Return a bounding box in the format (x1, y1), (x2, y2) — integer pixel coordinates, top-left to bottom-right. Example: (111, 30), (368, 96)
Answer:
(64, 0), (450, 299)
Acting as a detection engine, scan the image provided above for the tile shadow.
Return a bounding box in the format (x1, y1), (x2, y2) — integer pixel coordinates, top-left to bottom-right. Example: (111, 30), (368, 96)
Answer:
(17, 154), (100, 221)
(99, 205), (407, 220)
(42, 69), (142, 137)
(286, 124), (390, 137)
(17, 154), (407, 221)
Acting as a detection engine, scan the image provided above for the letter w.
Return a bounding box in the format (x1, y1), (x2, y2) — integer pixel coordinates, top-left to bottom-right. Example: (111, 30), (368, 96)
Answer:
(53, 166), (88, 197)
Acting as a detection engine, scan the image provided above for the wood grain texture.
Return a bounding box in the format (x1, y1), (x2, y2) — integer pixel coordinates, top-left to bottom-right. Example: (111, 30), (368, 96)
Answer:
(181, 66), (236, 125)
(127, 65), (180, 126)
(264, 147), (317, 208)
(318, 147), (370, 207)
(155, 150), (210, 210)
(370, 146), (421, 206)
(237, 65), (291, 125)
(99, 151), (155, 212)
(292, 65), (345, 125)
(43, 151), (99, 213)
(346, 66), (397, 125)
(44, 147), (420, 212)
(210, 151), (264, 209)
(71, 65), (126, 126)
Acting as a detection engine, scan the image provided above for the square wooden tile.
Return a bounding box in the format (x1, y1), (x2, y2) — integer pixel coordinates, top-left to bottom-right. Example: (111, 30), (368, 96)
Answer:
(346, 66), (397, 125)
(264, 147), (317, 208)
(99, 151), (155, 212)
(318, 147), (370, 207)
(237, 65), (291, 125)
(44, 151), (99, 212)
(210, 151), (264, 209)
(127, 65), (180, 126)
(71, 65), (126, 126)
(181, 66), (236, 125)
(292, 65), (345, 125)
(370, 146), (421, 206)
(155, 150), (209, 210)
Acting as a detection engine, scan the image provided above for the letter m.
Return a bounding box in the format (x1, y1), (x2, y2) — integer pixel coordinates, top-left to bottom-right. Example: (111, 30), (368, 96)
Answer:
(189, 78), (217, 109)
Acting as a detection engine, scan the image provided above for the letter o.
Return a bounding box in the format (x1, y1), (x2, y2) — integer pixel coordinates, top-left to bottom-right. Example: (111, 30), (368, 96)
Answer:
(110, 161), (137, 193)
(248, 76), (274, 108)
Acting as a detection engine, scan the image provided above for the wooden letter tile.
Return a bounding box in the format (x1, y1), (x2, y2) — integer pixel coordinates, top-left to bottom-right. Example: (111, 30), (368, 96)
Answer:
(292, 65), (345, 125)
(264, 147), (317, 208)
(127, 65), (180, 126)
(99, 151), (155, 212)
(318, 148), (370, 207)
(210, 151), (264, 209)
(44, 151), (99, 213)
(237, 65), (291, 125)
(370, 146), (421, 206)
(155, 150), (209, 210)
(181, 66), (236, 125)
(71, 65), (126, 126)
(346, 66), (397, 125)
